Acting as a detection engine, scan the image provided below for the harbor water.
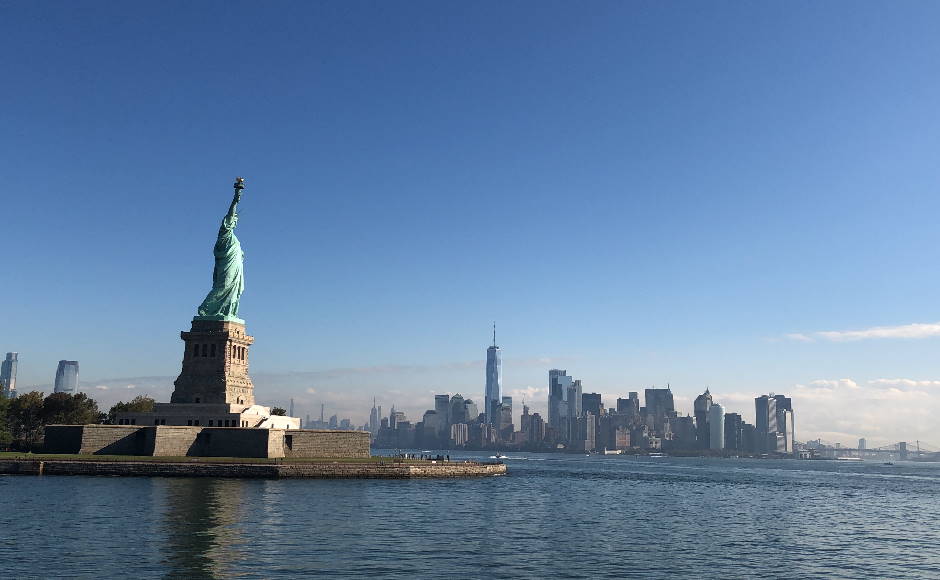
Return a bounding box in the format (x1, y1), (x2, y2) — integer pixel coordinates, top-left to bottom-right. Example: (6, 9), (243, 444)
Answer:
(1, 454), (938, 578)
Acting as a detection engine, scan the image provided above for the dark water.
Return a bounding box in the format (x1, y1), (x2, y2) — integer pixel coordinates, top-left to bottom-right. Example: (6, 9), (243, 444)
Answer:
(2, 454), (939, 579)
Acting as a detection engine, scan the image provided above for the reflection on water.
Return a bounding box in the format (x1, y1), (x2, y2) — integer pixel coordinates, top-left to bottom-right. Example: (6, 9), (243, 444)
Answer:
(2, 456), (940, 578)
(158, 479), (248, 579)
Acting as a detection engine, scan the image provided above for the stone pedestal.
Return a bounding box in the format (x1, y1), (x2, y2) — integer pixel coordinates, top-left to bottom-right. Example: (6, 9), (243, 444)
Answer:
(118, 402), (300, 430)
(171, 319), (255, 406)
(116, 317), (301, 433)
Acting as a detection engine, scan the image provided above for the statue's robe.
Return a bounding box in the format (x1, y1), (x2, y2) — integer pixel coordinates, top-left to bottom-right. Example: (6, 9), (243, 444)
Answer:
(197, 213), (244, 319)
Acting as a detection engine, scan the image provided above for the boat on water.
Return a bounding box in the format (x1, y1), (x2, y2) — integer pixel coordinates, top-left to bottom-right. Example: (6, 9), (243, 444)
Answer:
(836, 456), (864, 461)
(647, 452), (667, 458)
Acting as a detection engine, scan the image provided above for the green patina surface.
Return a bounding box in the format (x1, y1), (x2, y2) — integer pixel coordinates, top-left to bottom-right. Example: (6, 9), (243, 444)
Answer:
(195, 178), (246, 323)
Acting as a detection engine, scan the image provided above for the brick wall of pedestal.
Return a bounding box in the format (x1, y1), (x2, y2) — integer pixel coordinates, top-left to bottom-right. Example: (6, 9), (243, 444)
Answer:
(42, 425), (369, 459)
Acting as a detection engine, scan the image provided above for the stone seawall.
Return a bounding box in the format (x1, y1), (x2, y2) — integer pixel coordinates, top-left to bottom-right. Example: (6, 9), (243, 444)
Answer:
(0, 459), (506, 479)
(284, 430), (370, 459)
(43, 425), (370, 459)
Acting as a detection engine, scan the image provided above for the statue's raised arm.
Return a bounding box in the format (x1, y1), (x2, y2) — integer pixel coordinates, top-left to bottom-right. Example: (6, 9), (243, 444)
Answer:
(227, 177), (245, 217)
(196, 178), (248, 322)
(221, 177), (245, 231)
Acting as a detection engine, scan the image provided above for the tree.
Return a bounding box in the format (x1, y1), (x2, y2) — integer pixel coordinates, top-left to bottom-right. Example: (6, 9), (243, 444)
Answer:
(41, 392), (103, 426)
(271, 407), (287, 416)
(107, 395), (156, 424)
(8, 391), (45, 450)
(3, 392), (106, 451)
(0, 395), (12, 448)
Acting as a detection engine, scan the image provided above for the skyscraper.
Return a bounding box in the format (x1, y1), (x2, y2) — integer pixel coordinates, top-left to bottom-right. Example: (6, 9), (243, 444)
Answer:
(450, 423), (469, 447)
(548, 369), (572, 433)
(484, 324), (502, 427)
(463, 398), (479, 422)
(755, 393), (794, 454)
(547, 369), (584, 443)
(694, 388), (713, 449)
(780, 409), (795, 454)
(615, 397), (633, 414)
(724, 412), (743, 451)
(582, 393), (603, 417)
(449, 393), (467, 424)
(580, 411), (596, 452)
(566, 379), (582, 443)
(645, 387), (675, 434)
(422, 410), (444, 440)
(435, 394), (451, 425)
(369, 398), (379, 434)
(708, 402), (724, 451)
(1, 352), (17, 397)
(497, 403), (514, 441)
(667, 415), (696, 450)
(54, 360), (79, 394)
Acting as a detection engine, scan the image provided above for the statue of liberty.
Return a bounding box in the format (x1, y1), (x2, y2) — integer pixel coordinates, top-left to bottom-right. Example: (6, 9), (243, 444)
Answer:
(196, 177), (247, 322)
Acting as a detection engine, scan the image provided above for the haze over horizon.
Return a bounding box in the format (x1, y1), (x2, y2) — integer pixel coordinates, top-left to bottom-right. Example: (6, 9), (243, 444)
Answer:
(4, 2), (940, 446)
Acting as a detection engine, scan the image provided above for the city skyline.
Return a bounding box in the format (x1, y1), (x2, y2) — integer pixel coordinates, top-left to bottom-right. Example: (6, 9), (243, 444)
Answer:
(369, 377), (804, 456)
(4, 3), (940, 446)
(0, 337), (930, 448)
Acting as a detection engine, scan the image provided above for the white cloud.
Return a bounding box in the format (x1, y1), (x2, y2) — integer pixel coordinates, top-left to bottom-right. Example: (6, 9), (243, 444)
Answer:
(808, 379), (859, 390)
(787, 321), (940, 343)
(789, 377), (940, 445)
(94, 385), (109, 390)
(868, 378), (940, 389)
(305, 388), (317, 395)
(506, 386), (547, 403)
(710, 391), (758, 404)
(870, 388), (929, 401)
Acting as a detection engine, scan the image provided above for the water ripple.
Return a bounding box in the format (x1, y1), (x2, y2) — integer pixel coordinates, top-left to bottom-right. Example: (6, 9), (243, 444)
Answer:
(1, 456), (939, 578)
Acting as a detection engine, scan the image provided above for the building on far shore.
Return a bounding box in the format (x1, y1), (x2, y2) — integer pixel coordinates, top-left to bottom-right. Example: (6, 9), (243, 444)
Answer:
(708, 403), (724, 451)
(1, 352), (17, 397)
(54, 360), (79, 394)
(484, 324), (501, 427)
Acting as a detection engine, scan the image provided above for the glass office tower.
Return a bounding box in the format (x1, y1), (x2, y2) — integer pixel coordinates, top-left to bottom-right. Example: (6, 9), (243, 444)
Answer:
(54, 360), (80, 394)
(484, 326), (502, 427)
(0, 352), (17, 397)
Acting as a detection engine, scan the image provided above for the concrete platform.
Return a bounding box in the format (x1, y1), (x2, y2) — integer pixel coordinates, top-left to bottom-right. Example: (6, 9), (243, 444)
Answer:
(0, 456), (507, 479)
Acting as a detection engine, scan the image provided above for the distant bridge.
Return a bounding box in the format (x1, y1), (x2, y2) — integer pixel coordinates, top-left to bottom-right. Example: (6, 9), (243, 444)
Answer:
(805, 441), (939, 461)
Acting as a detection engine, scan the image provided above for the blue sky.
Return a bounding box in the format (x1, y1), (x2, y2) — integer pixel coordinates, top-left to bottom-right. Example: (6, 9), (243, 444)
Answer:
(3, 2), (940, 443)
